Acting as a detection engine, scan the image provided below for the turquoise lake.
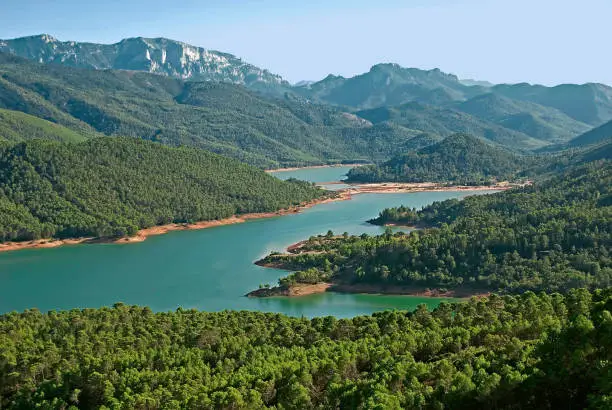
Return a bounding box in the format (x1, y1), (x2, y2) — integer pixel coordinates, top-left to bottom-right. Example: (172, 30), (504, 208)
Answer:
(0, 166), (492, 317)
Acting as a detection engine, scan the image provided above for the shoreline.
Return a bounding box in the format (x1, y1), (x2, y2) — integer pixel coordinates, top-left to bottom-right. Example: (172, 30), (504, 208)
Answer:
(342, 181), (516, 195)
(266, 163), (367, 173)
(0, 182), (519, 254)
(0, 192), (351, 254)
(247, 281), (490, 299)
(252, 238), (491, 299)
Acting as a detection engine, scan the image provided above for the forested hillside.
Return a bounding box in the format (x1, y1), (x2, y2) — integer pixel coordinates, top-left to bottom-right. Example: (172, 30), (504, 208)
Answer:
(456, 93), (591, 144)
(297, 63), (612, 142)
(0, 138), (324, 242)
(491, 82), (612, 126)
(356, 102), (549, 150)
(0, 108), (93, 143)
(1, 290), (610, 409)
(6, 34), (611, 133)
(569, 118), (612, 148)
(0, 52), (421, 168)
(345, 134), (526, 184)
(1, 51), (608, 165)
(262, 160), (611, 294)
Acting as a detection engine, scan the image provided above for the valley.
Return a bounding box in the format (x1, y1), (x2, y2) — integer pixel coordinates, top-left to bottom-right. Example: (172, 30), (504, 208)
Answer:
(0, 168), (486, 316)
(0, 26), (610, 409)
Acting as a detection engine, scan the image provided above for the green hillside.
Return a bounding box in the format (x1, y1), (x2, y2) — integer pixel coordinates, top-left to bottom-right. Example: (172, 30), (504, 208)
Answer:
(0, 108), (92, 142)
(345, 134), (525, 184)
(0, 53), (417, 168)
(356, 102), (547, 151)
(263, 160), (611, 294)
(297, 63), (612, 130)
(0, 137), (324, 242)
(457, 93), (591, 143)
(569, 118), (612, 147)
(492, 82), (612, 126)
(1, 46), (610, 158)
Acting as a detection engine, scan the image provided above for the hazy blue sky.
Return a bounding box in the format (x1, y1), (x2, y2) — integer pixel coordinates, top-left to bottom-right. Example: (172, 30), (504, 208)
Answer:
(1, 0), (609, 85)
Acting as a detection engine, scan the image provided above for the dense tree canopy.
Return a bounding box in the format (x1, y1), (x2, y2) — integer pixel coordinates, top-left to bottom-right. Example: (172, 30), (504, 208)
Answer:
(345, 134), (528, 184)
(0, 137), (325, 242)
(0, 108), (93, 143)
(0, 289), (610, 409)
(355, 101), (551, 150)
(263, 160), (611, 293)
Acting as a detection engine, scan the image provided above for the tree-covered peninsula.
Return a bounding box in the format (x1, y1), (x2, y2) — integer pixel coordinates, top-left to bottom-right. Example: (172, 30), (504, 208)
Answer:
(258, 159), (611, 295)
(0, 137), (326, 243)
(345, 134), (528, 185)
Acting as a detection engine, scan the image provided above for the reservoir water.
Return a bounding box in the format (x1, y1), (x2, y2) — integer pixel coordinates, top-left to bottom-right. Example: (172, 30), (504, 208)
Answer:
(0, 166), (491, 317)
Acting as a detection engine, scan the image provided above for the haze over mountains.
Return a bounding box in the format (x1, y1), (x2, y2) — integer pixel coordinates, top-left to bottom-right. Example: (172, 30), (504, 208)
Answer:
(0, 34), (610, 163)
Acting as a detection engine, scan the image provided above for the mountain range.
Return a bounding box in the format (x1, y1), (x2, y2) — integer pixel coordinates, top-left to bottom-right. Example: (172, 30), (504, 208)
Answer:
(0, 34), (287, 89)
(295, 62), (612, 127)
(0, 51), (429, 167)
(0, 34), (611, 161)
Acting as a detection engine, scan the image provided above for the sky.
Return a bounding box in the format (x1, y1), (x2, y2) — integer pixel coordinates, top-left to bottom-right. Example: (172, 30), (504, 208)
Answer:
(1, 0), (609, 86)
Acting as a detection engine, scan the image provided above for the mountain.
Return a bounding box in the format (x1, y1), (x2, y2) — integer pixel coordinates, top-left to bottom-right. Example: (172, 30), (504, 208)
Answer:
(0, 34), (288, 89)
(568, 118), (612, 147)
(297, 64), (612, 132)
(295, 64), (611, 148)
(492, 82), (612, 126)
(0, 137), (325, 242)
(356, 101), (547, 150)
(5, 34), (612, 129)
(296, 63), (484, 108)
(4, 35), (611, 153)
(457, 93), (591, 143)
(0, 53), (420, 168)
(345, 133), (525, 183)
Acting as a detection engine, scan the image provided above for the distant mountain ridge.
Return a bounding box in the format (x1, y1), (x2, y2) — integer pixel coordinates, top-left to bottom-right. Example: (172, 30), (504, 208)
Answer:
(292, 62), (612, 144)
(295, 63), (481, 108)
(3, 34), (611, 126)
(491, 82), (612, 126)
(2, 33), (612, 154)
(0, 34), (288, 88)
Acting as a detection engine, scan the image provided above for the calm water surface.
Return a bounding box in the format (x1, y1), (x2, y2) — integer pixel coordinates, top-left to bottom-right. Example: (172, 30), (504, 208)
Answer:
(0, 167), (491, 317)
(269, 165), (354, 183)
